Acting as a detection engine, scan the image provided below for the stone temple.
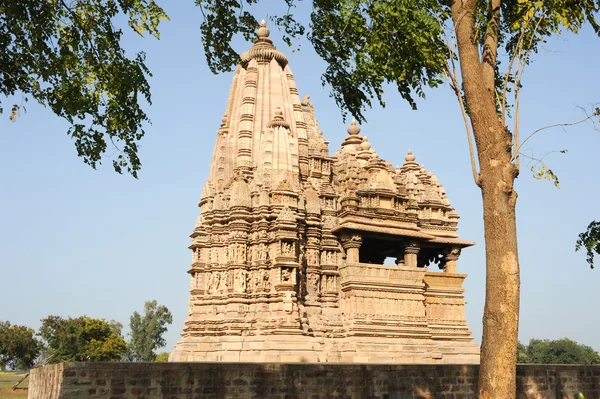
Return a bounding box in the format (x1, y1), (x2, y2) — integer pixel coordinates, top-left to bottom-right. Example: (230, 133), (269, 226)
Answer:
(170, 21), (479, 364)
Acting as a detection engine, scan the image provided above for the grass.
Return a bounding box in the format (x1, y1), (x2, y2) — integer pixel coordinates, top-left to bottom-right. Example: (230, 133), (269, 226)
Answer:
(0, 372), (28, 399)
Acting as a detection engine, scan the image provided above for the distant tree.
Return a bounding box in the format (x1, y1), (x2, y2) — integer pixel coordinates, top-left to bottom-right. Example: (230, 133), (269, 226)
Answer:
(38, 316), (127, 363)
(127, 300), (173, 362)
(154, 352), (170, 362)
(0, 321), (41, 370)
(576, 221), (600, 268)
(518, 338), (600, 365)
(517, 341), (530, 364)
(1, 0), (168, 177)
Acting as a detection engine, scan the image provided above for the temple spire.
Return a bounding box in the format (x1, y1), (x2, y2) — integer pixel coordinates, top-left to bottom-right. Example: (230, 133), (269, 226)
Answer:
(203, 20), (309, 189)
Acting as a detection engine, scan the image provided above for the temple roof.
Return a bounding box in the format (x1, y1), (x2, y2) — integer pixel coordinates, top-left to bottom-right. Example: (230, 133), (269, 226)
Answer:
(199, 21), (472, 247)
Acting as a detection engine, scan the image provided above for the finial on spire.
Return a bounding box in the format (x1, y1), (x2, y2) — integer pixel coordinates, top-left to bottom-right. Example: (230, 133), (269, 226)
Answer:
(347, 119), (361, 135)
(359, 136), (371, 151)
(405, 149), (416, 162)
(257, 20), (270, 38)
(274, 107), (283, 119)
(267, 106), (290, 129)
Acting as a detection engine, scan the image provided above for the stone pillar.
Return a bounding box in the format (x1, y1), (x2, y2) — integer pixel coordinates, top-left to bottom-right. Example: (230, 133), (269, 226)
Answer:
(444, 247), (461, 273)
(341, 232), (362, 264)
(404, 240), (420, 267)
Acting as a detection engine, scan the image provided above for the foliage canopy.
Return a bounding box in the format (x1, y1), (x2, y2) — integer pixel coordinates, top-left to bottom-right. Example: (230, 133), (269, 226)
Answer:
(154, 352), (170, 362)
(127, 300), (172, 362)
(0, 321), (41, 370)
(518, 338), (600, 365)
(0, 0), (168, 177)
(196, 0), (600, 122)
(38, 315), (127, 363)
(576, 221), (600, 269)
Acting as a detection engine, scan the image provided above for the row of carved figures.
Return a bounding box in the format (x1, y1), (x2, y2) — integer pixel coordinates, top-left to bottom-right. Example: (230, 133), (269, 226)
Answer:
(195, 244), (341, 266)
(192, 269), (339, 296)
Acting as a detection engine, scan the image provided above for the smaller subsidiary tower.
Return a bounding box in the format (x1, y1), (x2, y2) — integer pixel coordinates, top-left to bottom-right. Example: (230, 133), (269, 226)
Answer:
(170, 21), (480, 363)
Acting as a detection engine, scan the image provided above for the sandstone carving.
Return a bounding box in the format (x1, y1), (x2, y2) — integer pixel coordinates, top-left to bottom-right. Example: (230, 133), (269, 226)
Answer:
(171, 21), (479, 364)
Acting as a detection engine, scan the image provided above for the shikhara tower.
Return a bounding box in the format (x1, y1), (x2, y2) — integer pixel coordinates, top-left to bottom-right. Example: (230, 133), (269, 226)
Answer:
(170, 22), (479, 363)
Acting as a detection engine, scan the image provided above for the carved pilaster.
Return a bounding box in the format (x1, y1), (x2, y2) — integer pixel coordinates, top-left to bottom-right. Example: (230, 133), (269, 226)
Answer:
(404, 240), (420, 267)
(444, 247), (461, 273)
(340, 232), (362, 264)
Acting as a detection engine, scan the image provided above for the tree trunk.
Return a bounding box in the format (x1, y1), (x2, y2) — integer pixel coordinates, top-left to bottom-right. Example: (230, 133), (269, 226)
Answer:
(477, 154), (520, 399)
(451, 1), (521, 398)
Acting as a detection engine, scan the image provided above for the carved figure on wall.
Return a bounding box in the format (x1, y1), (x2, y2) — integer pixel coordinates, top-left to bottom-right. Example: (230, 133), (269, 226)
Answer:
(237, 244), (246, 263)
(308, 273), (320, 296)
(326, 276), (336, 292)
(281, 242), (294, 256)
(208, 271), (220, 294)
(261, 268), (270, 290)
(217, 270), (228, 292)
(250, 270), (259, 291)
(228, 245), (236, 262)
(281, 267), (292, 283)
(234, 269), (247, 293)
(307, 249), (319, 265)
(322, 251), (335, 265)
(301, 94), (313, 109)
(327, 251), (336, 265)
(257, 244), (265, 260)
(447, 247), (461, 258)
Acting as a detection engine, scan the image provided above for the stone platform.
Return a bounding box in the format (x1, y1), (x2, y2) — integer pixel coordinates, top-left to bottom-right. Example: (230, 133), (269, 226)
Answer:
(28, 362), (600, 399)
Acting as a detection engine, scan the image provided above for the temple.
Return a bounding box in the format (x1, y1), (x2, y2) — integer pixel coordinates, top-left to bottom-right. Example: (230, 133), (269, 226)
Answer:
(170, 22), (479, 363)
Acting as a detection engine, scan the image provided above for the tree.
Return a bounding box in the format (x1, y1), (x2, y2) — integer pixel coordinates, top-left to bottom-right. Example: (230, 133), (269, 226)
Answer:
(0, 321), (41, 370)
(154, 352), (170, 362)
(518, 338), (600, 365)
(0, 0), (168, 177)
(194, 1), (600, 397)
(127, 300), (172, 362)
(576, 221), (600, 268)
(517, 341), (529, 364)
(38, 315), (127, 363)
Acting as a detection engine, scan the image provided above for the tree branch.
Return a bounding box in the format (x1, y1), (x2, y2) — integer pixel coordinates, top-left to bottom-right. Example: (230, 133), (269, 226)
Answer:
(512, 14), (545, 170)
(442, 28), (481, 186)
(482, 0), (501, 89)
(511, 109), (600, 163)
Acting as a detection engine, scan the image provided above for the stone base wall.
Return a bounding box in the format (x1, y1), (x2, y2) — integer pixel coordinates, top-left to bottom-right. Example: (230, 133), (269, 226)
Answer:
(170, 335), (480, 364)
(28, 362), (600, 399)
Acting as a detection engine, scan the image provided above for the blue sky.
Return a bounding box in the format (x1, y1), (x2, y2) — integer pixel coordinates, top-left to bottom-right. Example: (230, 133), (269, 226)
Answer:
(1, 2), (599, 354)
